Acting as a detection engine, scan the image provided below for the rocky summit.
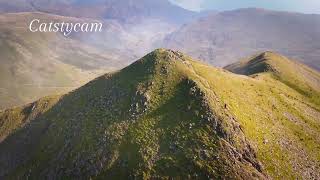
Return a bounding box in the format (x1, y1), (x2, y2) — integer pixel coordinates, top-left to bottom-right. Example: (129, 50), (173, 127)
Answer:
(0, 49), (319, 179)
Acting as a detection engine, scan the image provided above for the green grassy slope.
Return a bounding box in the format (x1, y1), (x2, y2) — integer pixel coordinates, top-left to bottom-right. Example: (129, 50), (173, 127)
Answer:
(0, 49), (319, 179)
(0, 95), (61, 142)
(225, 51), (320, 106)
(223, 51), (320, 178)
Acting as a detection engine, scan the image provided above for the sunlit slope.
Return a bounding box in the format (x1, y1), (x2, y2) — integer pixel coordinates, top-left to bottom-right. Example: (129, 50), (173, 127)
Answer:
(225, 51), (320, 106)
(0, 49), (319, 179)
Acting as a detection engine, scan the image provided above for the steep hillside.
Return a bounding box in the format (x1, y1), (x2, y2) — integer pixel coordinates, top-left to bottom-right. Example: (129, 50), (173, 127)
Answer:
(0, 12), (125, 109)
(0, 49), (319, 179)
(163, 8), (320, 70)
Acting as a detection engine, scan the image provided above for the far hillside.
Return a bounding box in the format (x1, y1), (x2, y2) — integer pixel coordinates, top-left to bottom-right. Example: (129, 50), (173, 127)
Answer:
(163, 8), (320, 70)
(0, 12), (124, 109)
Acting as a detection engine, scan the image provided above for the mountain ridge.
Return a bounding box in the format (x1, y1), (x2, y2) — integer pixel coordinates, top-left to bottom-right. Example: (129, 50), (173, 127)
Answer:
(225, 51), (320, 106)
(0, 49), (319, 179)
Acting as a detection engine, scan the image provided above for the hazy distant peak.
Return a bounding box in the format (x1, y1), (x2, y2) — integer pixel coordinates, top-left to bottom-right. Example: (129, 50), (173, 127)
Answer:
(0, 0), (196, 24)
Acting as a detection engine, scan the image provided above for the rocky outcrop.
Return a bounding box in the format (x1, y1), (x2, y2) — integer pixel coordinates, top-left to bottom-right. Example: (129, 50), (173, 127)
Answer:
(185, 78), (266, 179)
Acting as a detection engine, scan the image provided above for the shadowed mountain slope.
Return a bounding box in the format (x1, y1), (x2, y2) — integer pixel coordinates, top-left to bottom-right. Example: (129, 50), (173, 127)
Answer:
(0, 49), (319, 179)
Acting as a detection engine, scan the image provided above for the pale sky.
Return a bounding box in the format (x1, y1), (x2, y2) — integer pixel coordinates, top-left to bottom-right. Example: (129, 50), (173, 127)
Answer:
(169, 0), (320, 14)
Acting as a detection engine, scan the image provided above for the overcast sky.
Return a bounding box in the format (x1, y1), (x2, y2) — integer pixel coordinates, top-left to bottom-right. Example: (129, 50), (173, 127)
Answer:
(169, 0), (320, 14)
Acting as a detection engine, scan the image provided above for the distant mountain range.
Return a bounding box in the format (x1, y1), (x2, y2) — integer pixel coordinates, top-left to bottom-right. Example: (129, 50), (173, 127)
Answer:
(163, 8), (320, 70)
(0, 0), (195, 23)
(0, 49), (319, 179)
